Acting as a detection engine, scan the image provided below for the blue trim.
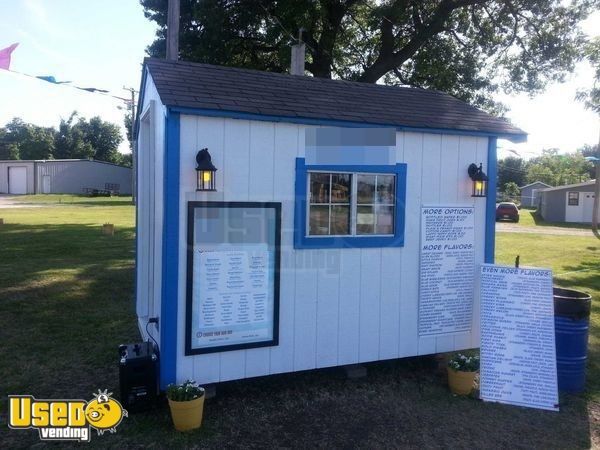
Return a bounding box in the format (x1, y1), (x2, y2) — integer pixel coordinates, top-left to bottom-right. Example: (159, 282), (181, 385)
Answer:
(294, 158), (407, 249)
(160, 110), (180, 389)
(169, 106), (527, 143)
(484, 137), (497, 263)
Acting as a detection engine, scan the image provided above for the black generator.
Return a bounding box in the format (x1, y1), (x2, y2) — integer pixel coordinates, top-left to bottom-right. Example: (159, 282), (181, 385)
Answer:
(118, 341), (159, 412)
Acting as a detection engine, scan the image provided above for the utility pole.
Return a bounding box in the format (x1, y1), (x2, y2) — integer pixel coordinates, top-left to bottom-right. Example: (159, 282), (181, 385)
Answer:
(166, 0), (180, 61)
(123, 86), (137, 205)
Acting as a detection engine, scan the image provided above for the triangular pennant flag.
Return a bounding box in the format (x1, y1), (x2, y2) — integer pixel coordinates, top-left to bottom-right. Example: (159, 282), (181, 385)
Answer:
(36, 75), (71, 84)
(0, 43), (19, 70)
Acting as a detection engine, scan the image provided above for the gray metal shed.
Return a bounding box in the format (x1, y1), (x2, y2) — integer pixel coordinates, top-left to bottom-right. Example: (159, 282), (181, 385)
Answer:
(539, 180), (596, 223)
(0, 159), (132, 195)
(519, 181), (551, 207)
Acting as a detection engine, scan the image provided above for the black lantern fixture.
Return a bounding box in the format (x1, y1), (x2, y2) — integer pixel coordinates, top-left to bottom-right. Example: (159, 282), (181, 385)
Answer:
(467, 163), (488, 198)
(196, 148), (217, 191)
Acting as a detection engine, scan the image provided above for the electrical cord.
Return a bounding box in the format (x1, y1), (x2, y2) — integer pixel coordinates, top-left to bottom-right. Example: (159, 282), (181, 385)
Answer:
(145, 319), (159, 353)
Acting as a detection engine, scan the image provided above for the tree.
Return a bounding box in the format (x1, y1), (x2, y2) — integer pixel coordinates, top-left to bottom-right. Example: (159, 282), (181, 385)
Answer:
(526, 148), (590, 186)
(142, 0), (597, 112)
(2, 118), (54, 160)
(502, 181), (520, 202)
(0, 128), (19, 159)
(576, 37), (600, 113)
(76, 116), (123, 164)
(497, 156), (526, 191)
(54, 112), (122, 162)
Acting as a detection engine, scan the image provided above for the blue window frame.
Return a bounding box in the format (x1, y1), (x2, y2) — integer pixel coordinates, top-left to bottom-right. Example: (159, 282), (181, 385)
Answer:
(294, 158), (407, 249)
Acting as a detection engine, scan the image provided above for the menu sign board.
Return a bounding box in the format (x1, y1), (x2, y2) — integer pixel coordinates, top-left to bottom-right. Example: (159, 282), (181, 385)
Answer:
(186, 202), (281, 355)
(193, 249), (272, 348)
(480, 264), (559, 411)
(418, 206), (475, 336)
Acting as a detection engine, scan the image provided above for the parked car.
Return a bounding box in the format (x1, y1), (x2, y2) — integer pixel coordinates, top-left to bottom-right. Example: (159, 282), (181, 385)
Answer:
(496, 202), (520, 222)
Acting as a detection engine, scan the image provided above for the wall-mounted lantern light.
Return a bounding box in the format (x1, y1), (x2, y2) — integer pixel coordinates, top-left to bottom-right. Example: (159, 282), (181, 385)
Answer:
(196, 148), (217, 191)
(468, 163), (488, 198)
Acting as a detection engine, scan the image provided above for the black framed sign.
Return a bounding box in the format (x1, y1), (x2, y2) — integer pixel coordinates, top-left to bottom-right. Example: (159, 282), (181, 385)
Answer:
(185, 201), (281, 355)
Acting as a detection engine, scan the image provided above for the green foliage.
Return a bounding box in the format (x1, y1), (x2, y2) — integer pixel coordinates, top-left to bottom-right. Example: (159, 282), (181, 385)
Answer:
(497, 147), (594, 194)
(525, 148), (590, 186)
(2, 118), (55, 160)
(142, 0), (597, 112)
(448, 352), (480, 372)
(498, 156), (527, 190)
(576, 36), (600, 114)
(502, 181), (520, 203)
(0, 113), (125, 164)
(166, 380), (205, 402)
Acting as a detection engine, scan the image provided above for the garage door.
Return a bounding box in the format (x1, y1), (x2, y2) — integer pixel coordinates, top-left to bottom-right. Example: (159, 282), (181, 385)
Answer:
(8, 166), (27, 194)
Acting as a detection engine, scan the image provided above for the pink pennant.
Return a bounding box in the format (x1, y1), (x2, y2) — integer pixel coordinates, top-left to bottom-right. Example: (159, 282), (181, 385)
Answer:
(0, 43), (19, 70)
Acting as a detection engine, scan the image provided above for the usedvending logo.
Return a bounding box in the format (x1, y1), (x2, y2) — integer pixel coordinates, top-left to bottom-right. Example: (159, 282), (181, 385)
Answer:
(8, 389), (128, 442)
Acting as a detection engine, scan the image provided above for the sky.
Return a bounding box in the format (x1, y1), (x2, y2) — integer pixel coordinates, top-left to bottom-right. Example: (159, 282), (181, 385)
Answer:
(0, 0), (598, 157)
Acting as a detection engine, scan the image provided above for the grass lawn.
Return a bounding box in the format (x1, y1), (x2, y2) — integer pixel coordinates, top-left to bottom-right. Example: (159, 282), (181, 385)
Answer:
(0, 196), (598, 448)
(511, 207), (593, 229)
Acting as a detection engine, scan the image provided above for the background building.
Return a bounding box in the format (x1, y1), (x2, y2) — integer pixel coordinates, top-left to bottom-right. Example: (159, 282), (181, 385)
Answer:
(539, 180), (596, 223)
(0, 159), (132, 195)
(519, 181), (552, 207)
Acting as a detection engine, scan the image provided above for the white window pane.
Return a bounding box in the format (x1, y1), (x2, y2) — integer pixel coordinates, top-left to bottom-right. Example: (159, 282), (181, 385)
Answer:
(376, 205), (394, 234)
(376, 175), (395, 203)
(310, 173), (330, 203)
(357, 174), (375, 203)
(356, 205), (375, 234)
(331, 173), (351, 203)
(331, 205), (350, 235)
(309, 205), (329, 235)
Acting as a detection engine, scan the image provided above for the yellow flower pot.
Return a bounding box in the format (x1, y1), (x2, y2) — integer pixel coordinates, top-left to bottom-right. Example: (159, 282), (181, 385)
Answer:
(447, 368), (477, 395)
(101, 224), (115, 236)
(168, 396), (205, 431)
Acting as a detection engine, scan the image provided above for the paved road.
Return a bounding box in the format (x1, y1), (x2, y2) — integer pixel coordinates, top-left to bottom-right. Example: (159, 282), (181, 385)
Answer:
(496, 221), (593, 237)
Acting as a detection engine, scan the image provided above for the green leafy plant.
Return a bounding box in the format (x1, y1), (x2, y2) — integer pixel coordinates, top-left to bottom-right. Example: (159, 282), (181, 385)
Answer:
(166, 380), (205, 402)
(448, 353), (480, 372)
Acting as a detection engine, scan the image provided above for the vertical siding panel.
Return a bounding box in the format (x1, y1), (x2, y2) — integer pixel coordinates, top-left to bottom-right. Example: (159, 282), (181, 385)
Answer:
(418, 134), (441, 355)
(470, 137), (488, 348)
(244, 122), (276, 378)
(248, 122), (275, 201)
(176, 116), (196, 382)
(359, 249), (381, 362)
(294, 250), (318, 370)
(270, 123), (299, 374)
(455, 136), (479, 351)
(337, 249), (361, 364)
(223, 120), (250, 201)
(316, 250), (340, 367)
(379, 247), (401, 359)
(398, 132), (422, 357)
(435, 135), (461, 353)
(190, 117), (225, 384)
(219, 120), (250, 379)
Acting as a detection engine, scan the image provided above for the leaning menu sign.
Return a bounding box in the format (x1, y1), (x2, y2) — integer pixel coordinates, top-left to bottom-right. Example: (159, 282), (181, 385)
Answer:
(480, 264), (559, 411)
(418, 206), (475, 336)
(186, 202), (281, 355)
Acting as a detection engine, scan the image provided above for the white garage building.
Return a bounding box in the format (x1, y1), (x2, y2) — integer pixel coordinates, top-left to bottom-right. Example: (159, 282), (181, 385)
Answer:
(0, 159), (132, 195)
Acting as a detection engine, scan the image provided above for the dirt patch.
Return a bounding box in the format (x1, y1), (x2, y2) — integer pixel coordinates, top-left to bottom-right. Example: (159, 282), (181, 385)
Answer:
(0, 195), (44, 208)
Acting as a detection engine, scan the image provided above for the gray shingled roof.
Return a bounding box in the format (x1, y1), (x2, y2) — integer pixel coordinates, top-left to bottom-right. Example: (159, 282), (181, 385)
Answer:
(144, 58), (526, 140)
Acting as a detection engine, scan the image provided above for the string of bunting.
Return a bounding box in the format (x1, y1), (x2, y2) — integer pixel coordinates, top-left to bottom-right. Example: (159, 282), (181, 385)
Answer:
(0, 42), (135, 104)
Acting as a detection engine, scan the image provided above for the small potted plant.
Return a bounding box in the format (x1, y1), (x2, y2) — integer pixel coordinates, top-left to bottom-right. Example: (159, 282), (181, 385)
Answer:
(101, 223), (114, 235)
(447, 352), (479, 395)
(166, 380), (206, 431)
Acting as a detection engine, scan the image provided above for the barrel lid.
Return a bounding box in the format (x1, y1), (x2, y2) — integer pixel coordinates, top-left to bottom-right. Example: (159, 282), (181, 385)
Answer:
(554, 287), (591, 319)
